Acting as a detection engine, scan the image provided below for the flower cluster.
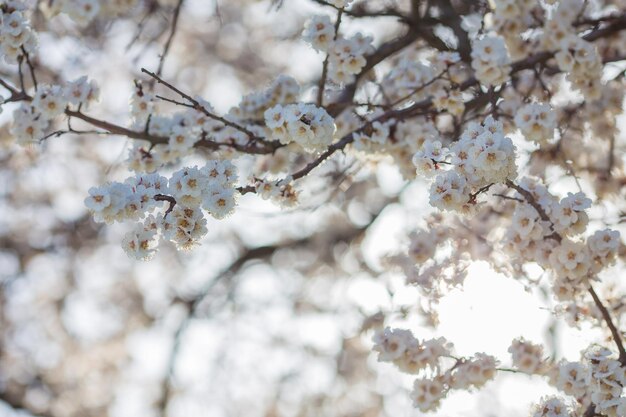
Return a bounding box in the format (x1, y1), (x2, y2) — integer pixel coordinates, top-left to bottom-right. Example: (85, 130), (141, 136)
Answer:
(541, 0), (584, 50)
(264, 103), (335, 152)
(382, 55), (438, 103)
(129, 87), (156, 129)
(85, 161), (238, 259)
(373, 327), (498, 412)
(327, 33), (374, 84)
(445, 353), (498, 391)
(407, 229), (438, 264)
(302, 15), (334, 52)
(549, 238), (591, 298)
(587, 229), (621, 273)
(542, 0), (604, 100)
(129, 97), (235, 167)
(491, 0), (538, 60)
(530, 396), (575, 417)
(254, 176), (298, 208)
(514, 103), (557, 146)
(236, 74), (300, 121)
(385, 211), (490, 299)
(11, 78), (99, 144)
(85, 173), (170, 225)
(380, 49), (461, 105)
(410, 376), (447, 412)
(554, 360), (589, 399)
(0, 1), (37, 64)
(544, 346), (626, 416)
(373, 327), (451, 373)
(303, 15), (374, 84)
(508, 337), (550, 375)
(555, 36), (603, 100)
(500, 178), (621, 302)
(585, 347), (626, 417)
(432, 88), (465, 118)
(452, 116), (517, 184)
(428, 171), (471, 212)
(351, 118), (394, 151)
(170, 161), (238, 218)
(415, 116), (517, 212)
(127, 74), (301, 171)
(470, 36), (511, 87)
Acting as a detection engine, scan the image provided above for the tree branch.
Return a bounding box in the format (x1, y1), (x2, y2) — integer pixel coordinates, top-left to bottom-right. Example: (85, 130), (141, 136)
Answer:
(505, 179), (626, 366)
(317, 7), (344, 107)
(589, 285), (626, 365)
(141, 68), (260, 141)
(155, 0), (185, 78)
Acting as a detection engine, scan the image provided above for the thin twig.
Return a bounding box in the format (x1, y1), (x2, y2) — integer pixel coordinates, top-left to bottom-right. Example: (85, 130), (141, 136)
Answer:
(17, 56), (25, 92)
(606, 134), (615, 178)
(468, 182), (494, 204)
(21, 47), (37, 91)
(141, 68), (260, 140)
(589, 285), (626, 365)
(155, 0), (185, 78)
(317, 7), (343, 107)
(505, 179), (561, 242)
(493, 193), (523, 203)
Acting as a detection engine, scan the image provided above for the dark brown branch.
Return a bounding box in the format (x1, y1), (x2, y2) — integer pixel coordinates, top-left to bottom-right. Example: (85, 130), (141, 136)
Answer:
(583, 404), (602, 417)
(437, 0), (471, 62)
(39, 128), (110, 142)
(468, 183), (494, 204)
(327, 29), (423, 116)
(583, 13), (626, 42)
(0, 77), (17, 94)
(493, 193), (524, 203)
(154, 194), (176, 217)
(589, 285), (626, 365)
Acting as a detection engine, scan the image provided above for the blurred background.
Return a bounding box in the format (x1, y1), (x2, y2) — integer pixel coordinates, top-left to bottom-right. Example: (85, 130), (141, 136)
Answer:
(1, 1), (625, 417)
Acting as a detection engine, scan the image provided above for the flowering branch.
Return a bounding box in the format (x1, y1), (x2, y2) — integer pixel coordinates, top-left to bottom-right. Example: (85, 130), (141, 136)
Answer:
(589, 285), (626, 366)
(317, 7), (344, 107)
(505, 180), (626, 366)
(505, 180), (562, 242)
(140, 68), (261, 141)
